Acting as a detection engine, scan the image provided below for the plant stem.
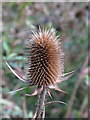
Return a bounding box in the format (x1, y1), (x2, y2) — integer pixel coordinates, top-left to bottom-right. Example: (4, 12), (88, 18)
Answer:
(22, 96), (27, 118)
(36, 86), (46, 119)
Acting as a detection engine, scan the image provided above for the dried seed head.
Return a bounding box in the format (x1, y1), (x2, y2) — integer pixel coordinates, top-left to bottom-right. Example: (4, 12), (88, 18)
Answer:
(26, 28), (64, 87)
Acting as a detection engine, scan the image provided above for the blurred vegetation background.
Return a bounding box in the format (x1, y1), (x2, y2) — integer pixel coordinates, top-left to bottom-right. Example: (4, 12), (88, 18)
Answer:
(2, 2), (89, 118)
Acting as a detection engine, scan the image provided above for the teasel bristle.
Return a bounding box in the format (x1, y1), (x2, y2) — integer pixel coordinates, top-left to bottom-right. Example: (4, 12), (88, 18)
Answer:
(25, 27), (64, 88)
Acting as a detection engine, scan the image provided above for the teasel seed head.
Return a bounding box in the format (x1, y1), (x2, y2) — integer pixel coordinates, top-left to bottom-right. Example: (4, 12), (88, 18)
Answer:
(5, 27), (77, 97)
(26, 27), (64, 88)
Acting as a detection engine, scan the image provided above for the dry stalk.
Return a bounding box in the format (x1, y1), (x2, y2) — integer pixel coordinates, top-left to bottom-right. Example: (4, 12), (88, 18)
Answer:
(34, 86), (46, 119)
(22, 96), (27, 118)
(65, 55), (88, 118)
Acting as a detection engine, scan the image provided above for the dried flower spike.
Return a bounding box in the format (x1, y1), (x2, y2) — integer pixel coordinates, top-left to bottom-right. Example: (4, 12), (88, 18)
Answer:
(5, 27), (76, 96)
(5, 27), (77, 118)
(26, 28), (64, 91)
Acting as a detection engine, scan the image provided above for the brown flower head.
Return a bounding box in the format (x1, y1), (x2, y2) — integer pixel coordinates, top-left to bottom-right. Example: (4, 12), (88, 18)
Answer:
(26, 28), (64, 85)
(6, 27), (76, 96)
(25, 27), (66, 95)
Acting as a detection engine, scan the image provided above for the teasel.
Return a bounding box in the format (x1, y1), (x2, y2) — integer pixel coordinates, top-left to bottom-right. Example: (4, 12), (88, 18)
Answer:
(25, 27), (64, 91)
(5, 27), (77, 118)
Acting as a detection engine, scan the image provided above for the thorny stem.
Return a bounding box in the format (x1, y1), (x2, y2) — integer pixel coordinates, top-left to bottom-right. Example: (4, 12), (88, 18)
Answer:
(35, 86), (46, 119)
